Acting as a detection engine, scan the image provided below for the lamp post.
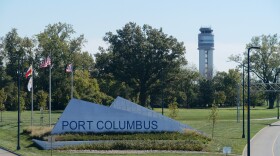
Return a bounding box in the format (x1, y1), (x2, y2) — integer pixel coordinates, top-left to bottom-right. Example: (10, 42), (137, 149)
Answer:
(17, 52), (21, 150)
(247, 46), (260, 156)
(277, 68), (280, 120)
(237, 84), (240, 123)
(242, 63), (245, 138)
(161, 68), (164, 115)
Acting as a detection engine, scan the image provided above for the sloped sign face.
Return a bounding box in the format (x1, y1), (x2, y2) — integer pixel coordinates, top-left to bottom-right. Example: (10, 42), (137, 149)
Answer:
(110, 96), (194, 130)
(51, 98), (193, 134)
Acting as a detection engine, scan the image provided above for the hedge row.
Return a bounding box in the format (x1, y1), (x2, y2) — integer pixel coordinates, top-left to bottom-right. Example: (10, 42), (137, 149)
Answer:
(54, 130), (210, 144)
(59, 140), (204, 151)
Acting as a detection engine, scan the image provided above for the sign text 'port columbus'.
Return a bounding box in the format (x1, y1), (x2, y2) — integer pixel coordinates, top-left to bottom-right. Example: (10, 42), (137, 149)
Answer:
(62, 120), (158, 131)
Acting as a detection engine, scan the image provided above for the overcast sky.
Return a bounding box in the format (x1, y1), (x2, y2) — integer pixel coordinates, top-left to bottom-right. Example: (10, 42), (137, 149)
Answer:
(1, 0), (279, 72)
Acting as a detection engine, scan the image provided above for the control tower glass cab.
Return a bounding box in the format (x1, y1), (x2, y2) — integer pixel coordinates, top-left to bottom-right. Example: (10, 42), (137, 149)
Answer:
(198, 27), (214, 79)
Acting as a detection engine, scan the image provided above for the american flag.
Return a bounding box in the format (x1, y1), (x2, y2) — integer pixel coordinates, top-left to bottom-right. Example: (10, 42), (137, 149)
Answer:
(66, 64), (73, 72)
(40, 56), (51, 68)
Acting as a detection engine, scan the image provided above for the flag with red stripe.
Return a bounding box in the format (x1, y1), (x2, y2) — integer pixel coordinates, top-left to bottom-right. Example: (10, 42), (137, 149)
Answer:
(25, 65), (32, 78)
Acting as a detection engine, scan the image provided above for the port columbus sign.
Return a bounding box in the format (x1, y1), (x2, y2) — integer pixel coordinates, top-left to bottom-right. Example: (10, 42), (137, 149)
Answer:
(51, 97), (193, 134)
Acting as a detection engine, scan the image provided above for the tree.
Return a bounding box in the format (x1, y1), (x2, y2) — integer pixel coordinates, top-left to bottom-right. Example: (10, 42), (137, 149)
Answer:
(198, 79), (214, 107)
(37, 90), (48, 110)
(214, 91), (226, 106)
(209, 103), (218, 139)
(36, 90), (48, 125)
(213, 69), (241, 107)
(95, 22), (186, 106)
(1, 29), (35, 111)
(230, 34), (280, 109)
(174, 66), (200, 108)
(36, 22), (87, 109)
(0, 51), (6, 88)
(2, 29), (24, 83)
(0, 88), (7, 122)
(168, 99), (179, 119)
(0, 23), (106, 110)
(4, 82), (18, 110)
(158, 66), (200, 108)
(15, 95), (26, 113)
(74, 70), (113, 105)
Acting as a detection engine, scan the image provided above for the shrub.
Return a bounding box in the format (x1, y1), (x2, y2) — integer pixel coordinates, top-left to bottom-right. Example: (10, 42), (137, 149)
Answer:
(23, 126), (52, 139)
(168, 101), (179, 119)
(59, 140), (204, 151)
(52, 131), (210, 142)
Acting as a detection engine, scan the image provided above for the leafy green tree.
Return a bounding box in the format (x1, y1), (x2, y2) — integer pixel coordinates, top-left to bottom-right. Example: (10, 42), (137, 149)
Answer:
(0, 43), (6, 88)
(170, 66), (200, 108)
(36, 22), (87, 109)
(0, 23), (107, 110)
(0, 53), (6, 88)
(214, 91), (226, 106)
(95, 22), (186, 106)
(2, 29), (23, 82)
(213, 69), (241, 107)
(73, 52), (95, 72)
(198, 79), (214, 107)
(1, 29), (35, 111)
(0, 88), (7, 122)
(168, 99), (179, 119)
(74, 70), (113, 105)
(153, 66), (200, 109)
(15, 95), (26, 113)
(209, 103), (218, 139)
(250, 88), (265, 107)
(98, 78), (135, 101)
(37, 90), (48, 110)
(4, 82), (17, 110)
(230, 34), (280, 109)
(36, 90), (48, 125)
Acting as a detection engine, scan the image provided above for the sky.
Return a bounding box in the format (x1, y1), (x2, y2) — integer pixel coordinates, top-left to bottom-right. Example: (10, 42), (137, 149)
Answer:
(0, 0), (280, 72)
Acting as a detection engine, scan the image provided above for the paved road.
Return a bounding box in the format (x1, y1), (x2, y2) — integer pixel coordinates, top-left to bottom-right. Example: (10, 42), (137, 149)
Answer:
(243, 121), (280, 156)
(0, 147), (19, 156)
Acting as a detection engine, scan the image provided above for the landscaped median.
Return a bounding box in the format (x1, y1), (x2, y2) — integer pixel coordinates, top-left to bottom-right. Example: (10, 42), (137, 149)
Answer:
(0, 108), (278, 156)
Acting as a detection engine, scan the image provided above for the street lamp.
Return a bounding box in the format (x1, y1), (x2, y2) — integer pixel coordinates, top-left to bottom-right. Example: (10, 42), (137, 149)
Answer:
(247, 46), (261, 156)
(277, 68), (280, 120)
(242, 63), (245, 138)
(161, 68), (164, 115)
(16, 47), (22, 150)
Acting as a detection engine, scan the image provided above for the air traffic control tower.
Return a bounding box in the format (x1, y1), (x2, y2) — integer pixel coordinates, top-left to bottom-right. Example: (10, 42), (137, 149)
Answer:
(198, 27), (214, 79)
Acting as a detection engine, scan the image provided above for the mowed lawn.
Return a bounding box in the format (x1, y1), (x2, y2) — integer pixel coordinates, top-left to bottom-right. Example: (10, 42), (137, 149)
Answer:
(0, 106), (278, 156)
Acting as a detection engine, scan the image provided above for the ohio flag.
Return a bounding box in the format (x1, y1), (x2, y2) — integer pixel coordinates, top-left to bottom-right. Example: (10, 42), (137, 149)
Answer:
(25, 65), (32, 78)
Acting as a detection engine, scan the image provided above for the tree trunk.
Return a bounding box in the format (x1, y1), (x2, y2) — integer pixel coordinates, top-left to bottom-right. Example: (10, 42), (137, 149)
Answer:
(212, 120), (215, 139)
(0, 111), (2, 122)
(139, 85), (147, 107)
(268, 93), (276, 109)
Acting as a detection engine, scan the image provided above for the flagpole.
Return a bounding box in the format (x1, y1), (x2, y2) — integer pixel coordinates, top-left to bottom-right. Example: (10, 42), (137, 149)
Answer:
(49, 53), (51, 127)
(71, 64), (73, 99)
(31, 62), (34, 128)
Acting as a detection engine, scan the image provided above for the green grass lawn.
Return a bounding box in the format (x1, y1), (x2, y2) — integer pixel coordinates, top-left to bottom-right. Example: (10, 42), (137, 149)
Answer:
(0, 106), (278, 156)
